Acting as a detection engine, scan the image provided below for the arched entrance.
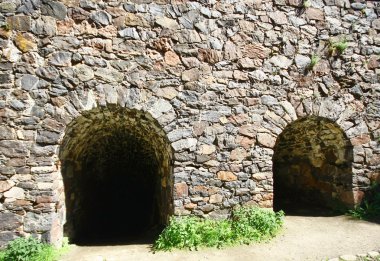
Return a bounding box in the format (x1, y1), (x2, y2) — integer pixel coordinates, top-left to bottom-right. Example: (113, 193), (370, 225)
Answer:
(59, 106), (173, 244)
(273, 116), (354, 214)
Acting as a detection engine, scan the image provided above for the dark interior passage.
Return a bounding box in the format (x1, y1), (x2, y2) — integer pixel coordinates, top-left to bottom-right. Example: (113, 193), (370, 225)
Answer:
(273, 116), (354, 215)
(75, 132), (160, 244)
(60, 107), (173, 245)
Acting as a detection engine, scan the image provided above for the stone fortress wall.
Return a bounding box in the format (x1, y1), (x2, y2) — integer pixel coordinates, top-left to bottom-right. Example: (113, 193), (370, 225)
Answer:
(0, 0), (379, 246)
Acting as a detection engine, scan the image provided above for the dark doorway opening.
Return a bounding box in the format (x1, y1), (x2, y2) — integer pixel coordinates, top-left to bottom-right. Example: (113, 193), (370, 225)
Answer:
(75, 132), (160, 244)
(273, 116), (354, 216)
(60, 107), (173, 245)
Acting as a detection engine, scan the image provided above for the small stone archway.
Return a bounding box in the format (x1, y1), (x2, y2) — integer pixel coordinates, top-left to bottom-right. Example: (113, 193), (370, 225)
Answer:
(273, 116), (354, 213)
(59, 106), (173, 244)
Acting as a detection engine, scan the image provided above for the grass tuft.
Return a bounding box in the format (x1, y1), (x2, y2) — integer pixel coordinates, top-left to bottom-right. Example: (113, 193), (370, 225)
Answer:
(329, 38), (348, 56)
(154, 207), (284, 251)
(0, 236), (69, 261)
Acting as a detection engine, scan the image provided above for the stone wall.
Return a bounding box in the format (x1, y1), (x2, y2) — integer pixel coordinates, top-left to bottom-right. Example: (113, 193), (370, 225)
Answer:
(0, 0), (379, 246)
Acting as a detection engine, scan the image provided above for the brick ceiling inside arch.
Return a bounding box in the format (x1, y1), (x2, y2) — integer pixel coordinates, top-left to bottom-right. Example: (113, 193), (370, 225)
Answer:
(59, 106), (172, 164)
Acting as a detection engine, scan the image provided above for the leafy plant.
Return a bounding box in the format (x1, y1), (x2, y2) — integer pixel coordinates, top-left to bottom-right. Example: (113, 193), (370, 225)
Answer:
(154, 207), (284, 251)
(0, 23), (10, 31)
(329, 38), (348, 56)
(231, 207), (284, 244)
(308, 54), (320, 70)
(0, 236), (69, 261)
(303, 0), (311, 8)
(347, 182), (380, 221)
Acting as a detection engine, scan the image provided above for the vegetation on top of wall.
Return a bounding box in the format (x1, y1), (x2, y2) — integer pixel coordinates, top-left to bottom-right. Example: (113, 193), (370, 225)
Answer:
(347, 182), (380, 221)
(154, 207), (284, 251)
(0, 237), (69, 261)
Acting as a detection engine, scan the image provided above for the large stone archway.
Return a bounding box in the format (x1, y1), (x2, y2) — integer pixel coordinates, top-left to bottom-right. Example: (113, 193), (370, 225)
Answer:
(59, 106), (173, 244)
(273, 116), (354, 213)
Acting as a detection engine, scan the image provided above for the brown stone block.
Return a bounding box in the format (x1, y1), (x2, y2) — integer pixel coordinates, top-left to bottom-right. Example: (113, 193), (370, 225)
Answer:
(217, 171), (237, 181)
(174, 182), (188, 198)
(184, 203), (197, 210)
(242, 43), (269, 59)
(198, 48), (220, 64)
(164, 51), (181, 66)
(14, 32), (37, 53)
(306, 8), (325, 21)
(350, 134), (371, 146)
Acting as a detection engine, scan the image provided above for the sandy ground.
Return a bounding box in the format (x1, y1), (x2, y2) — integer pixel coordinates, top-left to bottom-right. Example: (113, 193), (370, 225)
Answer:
(59, 215), (380, 261)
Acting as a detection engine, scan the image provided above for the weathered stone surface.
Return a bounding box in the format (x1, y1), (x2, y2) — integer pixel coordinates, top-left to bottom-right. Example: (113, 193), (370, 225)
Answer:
(373, 19), (380, 30)
(0, 126), (15, 140)
(230, 148), (248, 161)
(49, 51), (72, 67)
(36, 130), (60, 145)
(174, 182), (188, 198)
(90, 11), (112, 26)
(295, 54), (311, 69)
(6, 15), (31, 31)
(257, 133), (276, 148)
(270, 55), (292, 68)
(0, 1), (17, 13)
(0, 213), (22, 231)
(217, 171), (237, 181)
(156, 17), (179, 30)
(118, 28), (140, 39)
(165, 51), (181, 66)
(306, 8), (325, 21)
(198, 49), (220, 64)
(0, 181), (14, 193)
(182, 68), (200, 82)
(41, 0), (67, 20)
(95, 68), (124, 83)
(172, 138), (197, 152)
(0, 141), (28, 157)
(4, 187), (25, 200)
(124, 13), (150, 27)
(24, 213), (52, 233)
(74, 64), (94, 81)
(268, 11), (288, 25)
(32, 16), (57, 36)
(15, 32), (37, 53)
(243, 43), (269, 59)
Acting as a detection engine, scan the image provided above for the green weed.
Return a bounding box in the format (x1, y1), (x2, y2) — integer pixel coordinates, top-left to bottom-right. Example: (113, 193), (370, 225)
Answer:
(329, 38), (348, 56)
(303, 0), (311, 8)
(0, 236), (69, 261)
(154, 207), (284, 251)
(308, 54), (320, 70)
(347, 182), (380, 221)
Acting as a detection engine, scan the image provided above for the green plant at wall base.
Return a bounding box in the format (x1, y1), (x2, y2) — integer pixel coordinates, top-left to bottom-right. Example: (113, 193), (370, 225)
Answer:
(329, 38), (348, 56)
(154, 207), (284, 251)
(0, 237), (70, 261)
(347, 182), (380, 221)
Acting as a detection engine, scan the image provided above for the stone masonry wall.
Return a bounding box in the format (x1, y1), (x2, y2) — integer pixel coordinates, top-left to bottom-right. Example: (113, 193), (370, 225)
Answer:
(0, 0), (379, 246)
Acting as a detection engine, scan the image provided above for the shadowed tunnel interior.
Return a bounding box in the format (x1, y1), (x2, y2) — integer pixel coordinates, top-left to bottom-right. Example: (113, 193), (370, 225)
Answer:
(59, 107), (173, 245)
(273, 116), (354, 215)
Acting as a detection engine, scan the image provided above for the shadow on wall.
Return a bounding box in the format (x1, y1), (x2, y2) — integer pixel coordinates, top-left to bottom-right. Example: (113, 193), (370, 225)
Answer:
(273, 116), (356, 216)
(58, 106), (173, 246)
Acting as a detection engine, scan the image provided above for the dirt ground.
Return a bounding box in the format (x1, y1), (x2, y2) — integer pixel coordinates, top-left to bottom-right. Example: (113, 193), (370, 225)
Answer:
(59, 215), (380, 261)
